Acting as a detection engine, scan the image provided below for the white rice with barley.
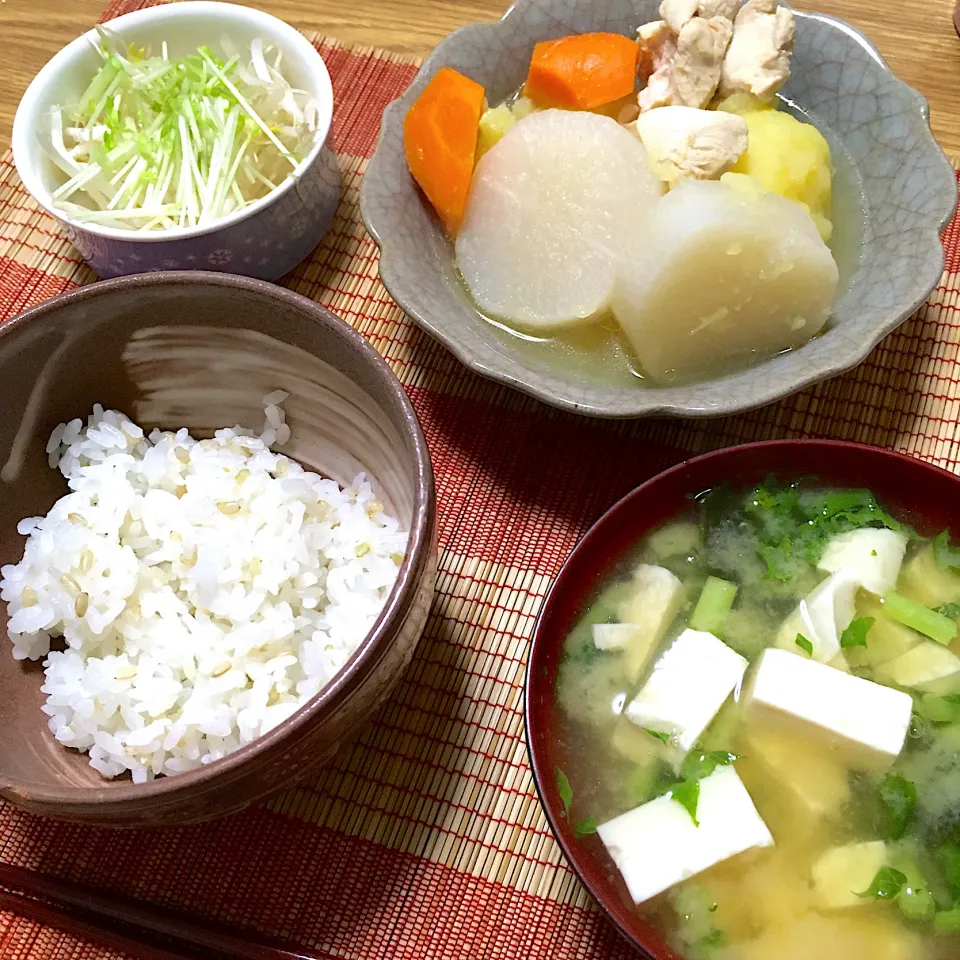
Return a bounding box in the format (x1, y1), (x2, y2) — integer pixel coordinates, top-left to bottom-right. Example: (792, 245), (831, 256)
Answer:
(0, 398), (407, 783)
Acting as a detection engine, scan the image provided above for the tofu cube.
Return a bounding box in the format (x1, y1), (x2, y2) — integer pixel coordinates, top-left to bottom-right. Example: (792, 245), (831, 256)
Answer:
(625, 628), (749, 770)
(775, 570), (858, 663)
(614, 564), (685, 682)
(818, 529), (908, 597)
(747, 726), (851, 818)
(812, 841), (888, 909)
(875, 640), (960, 695)
(597, 765), (774, 905)
(742, 648), (912, 771)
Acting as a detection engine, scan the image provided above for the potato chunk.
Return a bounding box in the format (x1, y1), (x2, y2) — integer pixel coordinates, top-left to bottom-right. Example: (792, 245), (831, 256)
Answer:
(720, 100), (834, 242)
(737, 914), (922, 960)
(811, 841), (888, 909)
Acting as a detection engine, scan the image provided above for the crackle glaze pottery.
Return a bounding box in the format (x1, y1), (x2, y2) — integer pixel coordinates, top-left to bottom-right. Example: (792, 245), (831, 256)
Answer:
(362, 0), (957, 418)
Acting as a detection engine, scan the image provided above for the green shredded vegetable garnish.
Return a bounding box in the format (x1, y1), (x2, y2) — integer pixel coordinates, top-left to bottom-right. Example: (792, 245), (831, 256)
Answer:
(46, 28), (318, 230)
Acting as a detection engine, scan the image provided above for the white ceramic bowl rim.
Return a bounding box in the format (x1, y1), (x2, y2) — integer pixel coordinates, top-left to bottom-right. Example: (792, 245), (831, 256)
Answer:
(12, 1), (334, 244)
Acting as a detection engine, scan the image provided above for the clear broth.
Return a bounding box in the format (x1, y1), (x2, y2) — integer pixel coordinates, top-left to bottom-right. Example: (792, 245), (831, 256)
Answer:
(470, 99), (865, 389)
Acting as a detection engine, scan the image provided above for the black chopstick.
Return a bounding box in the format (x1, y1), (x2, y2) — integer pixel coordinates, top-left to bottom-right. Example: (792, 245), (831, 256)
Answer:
(0, 862), (317, 960)
(0, 888), (203, 960)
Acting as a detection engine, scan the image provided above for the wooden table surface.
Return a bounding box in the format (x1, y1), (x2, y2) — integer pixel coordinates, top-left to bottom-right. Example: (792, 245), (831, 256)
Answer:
(1, 0), (960, 154)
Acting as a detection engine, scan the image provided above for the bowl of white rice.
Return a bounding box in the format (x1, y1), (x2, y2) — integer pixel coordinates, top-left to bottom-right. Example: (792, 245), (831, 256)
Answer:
(0, 272), (435, 826)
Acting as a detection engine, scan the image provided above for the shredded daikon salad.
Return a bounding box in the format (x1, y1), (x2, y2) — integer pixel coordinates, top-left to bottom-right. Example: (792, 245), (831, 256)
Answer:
(45, 28), (321, 231)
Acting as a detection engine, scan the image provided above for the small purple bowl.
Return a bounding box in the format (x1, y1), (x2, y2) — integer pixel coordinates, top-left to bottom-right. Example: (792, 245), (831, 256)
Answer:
(12, 2), (341, 281)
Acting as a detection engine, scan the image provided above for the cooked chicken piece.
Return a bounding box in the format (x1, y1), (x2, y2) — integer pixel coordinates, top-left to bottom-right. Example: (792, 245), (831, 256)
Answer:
(720, 0), (795, 102)
(631, 106), (748, 184)
(660, 0), (739, 32)
(637, 20), (678, 83)
(673, 18), (734, 105)
(640, 16), (733, 111)
(698, 0), (740, 19)
(660, 0), (698, 32)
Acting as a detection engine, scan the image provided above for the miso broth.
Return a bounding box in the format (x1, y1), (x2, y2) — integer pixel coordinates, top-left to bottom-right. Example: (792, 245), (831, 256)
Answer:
(555, 481), (960, 960)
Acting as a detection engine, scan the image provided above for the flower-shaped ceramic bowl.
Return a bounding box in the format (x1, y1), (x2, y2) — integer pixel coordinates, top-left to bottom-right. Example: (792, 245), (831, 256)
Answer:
(13, 2), (341, 282)
(361, 0), (957, 418)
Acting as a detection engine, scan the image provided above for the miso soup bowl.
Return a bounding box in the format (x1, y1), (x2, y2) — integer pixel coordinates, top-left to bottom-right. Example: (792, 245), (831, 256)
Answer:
(12, 2), (341, 281)
(362, 0), (956, 418)
(0, 272), (435, 827)
(524, 441), (960, 957)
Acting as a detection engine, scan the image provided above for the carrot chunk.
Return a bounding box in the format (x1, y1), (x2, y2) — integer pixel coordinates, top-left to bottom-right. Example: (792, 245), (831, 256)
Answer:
(403, 67), (486, 237)
(525, 33), (639, 111)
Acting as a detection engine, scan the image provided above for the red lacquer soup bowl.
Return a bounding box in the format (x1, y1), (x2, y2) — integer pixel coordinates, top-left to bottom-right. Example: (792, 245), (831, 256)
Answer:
(524, 440), (960, 958)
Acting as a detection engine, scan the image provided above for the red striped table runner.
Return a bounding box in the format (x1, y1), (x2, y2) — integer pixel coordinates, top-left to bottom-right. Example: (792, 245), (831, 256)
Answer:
(0, 1), (959, 957)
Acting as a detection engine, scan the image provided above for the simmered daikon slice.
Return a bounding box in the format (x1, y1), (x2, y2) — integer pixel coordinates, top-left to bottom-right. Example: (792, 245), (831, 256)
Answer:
(456, 109), (662, 330)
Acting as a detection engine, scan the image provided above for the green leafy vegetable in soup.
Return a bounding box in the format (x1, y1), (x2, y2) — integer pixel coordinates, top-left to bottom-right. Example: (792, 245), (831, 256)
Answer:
(933, 530), (960, 572)
(841, 617), (874, 649)
(556, 767), (573, 816)
(552, 480), (960, 959)
(857, 866), (908, 901)
(575, 815), (598, 836)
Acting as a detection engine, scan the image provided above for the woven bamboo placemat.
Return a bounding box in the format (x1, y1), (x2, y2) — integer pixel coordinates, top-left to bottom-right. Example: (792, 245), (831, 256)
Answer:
(1, 1), (960, 957)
